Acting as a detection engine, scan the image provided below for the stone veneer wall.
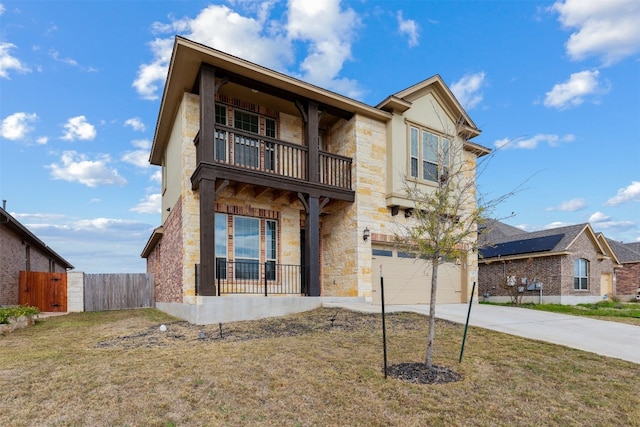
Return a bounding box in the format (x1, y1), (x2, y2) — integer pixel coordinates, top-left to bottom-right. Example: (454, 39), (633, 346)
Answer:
(615, 262), (640, 297)
(179, 93), (201, 302)
(321, 114), (387, 298)
(66, 271), (84, 312)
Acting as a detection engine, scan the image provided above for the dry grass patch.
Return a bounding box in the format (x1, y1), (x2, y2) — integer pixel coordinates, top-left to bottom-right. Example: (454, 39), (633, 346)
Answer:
(1, 307), (638, 426)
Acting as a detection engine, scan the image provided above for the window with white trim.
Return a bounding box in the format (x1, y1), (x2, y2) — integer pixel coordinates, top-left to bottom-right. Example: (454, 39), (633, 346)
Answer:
(574, 258), (589, 290)
(409, 125), (451, 182)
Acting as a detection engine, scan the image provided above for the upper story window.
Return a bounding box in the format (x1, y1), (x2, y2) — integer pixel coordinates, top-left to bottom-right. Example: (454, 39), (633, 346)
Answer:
(574, 258), (589, 290)
(409, 125), (451, 183)
(234, 110), (259, 133)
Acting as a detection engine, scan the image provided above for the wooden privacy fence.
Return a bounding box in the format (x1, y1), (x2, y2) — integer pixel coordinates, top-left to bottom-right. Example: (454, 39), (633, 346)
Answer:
(84, 273), (154, 312)
(19, 271), (67, 312)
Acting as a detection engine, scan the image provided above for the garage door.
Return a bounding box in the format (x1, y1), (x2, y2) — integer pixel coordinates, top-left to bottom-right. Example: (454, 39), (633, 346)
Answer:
(371, 248), (463, 305)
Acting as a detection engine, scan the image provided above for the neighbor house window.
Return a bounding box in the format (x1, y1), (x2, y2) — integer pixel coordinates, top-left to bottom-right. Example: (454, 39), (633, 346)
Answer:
(574, 258), (589, 290)
(408, 124), (451, 182)
(215, 213), (227, 279)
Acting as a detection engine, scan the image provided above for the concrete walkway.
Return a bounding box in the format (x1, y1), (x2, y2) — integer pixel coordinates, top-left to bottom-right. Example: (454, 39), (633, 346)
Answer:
(324, 302), (640, 364)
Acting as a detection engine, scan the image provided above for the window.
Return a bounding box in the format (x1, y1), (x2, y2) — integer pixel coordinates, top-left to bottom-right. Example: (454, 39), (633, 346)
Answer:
(234, 111), (259, 168)
(422, 130), (438, 181)
(408, 125), (450, 182)
(215, 213), (279, 281)
(214, 105), (227, 161)
(234, 216), (260, 279)
(266, 220), (277, 280)
(410, 127), (419, 178)
(574, 258), (589, 290)
(215, 213), (227, 279)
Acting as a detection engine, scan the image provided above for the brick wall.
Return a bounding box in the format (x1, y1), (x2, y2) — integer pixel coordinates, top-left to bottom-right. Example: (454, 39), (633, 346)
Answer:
(615, 262), (640, 297)
(1, 224), (68, 306)
(479, 231), (615, 301)
(479, 256), (562, 299)
(148, 197), (183, 303)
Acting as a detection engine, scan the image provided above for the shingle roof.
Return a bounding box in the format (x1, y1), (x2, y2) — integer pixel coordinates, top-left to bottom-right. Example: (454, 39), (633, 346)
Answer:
(479, 220), (592, 260)
(0, 207), (74, 269)
(606, 238), (640, 263)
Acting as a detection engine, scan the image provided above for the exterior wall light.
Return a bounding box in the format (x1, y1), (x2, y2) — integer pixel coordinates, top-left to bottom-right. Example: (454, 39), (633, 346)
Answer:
(363, 227), (371, 242)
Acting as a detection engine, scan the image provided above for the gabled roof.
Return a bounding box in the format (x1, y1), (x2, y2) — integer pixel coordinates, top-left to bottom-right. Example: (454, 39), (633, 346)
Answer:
(376, 74), (488, 156)
(377, 75), (480, 136)
(606, 238), (640, 263)
(479, 221), (609, 262)
(0, 207), (74, 270)
(150, 36), (391, 166)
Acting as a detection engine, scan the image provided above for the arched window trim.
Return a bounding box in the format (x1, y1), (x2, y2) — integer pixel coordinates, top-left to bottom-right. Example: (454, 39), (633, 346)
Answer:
(574, 258), (589, 290)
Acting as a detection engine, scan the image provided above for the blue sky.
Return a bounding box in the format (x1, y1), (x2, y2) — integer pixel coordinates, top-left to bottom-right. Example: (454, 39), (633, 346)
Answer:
(1, 0), (639, 273)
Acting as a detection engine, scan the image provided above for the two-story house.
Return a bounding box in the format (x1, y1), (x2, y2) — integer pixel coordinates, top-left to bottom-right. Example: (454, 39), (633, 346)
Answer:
(141, 37), (489, 324)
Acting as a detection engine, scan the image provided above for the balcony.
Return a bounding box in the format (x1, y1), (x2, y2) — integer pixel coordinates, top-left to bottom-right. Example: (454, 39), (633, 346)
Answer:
(194, 125), (353, 193)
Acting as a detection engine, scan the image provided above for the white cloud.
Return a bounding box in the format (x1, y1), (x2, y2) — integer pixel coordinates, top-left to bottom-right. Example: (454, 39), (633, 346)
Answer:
(49, 151), (127, 187)
(551, 0), (640, 65)
(150, 170), (162, 183)
(0, 4), (5, 15)
(61, 116), (97, 141)
(546, 198), (587, 212)
(588, 211), (635, 230)
(49, 49), (78, 67)
(543, 70), (606, 109)
(36, 136), (48, 145)
(0, 42), (31, 78)
(450, 72), (486, 110)
(122, 139), (151, 168)
(124, 117), (145, 132)
(397, 11), (419, 47)
(1, 112), (38, 140)
(287, 0), (362, 97)
(134, 1), (364, 100)
(606, 181), (640, 206)
(131, 193), (161, 214)
(494, 133), (574, 149)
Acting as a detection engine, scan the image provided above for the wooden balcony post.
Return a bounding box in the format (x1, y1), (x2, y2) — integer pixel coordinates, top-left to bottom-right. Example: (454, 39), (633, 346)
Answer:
(199, 64), (216, 163)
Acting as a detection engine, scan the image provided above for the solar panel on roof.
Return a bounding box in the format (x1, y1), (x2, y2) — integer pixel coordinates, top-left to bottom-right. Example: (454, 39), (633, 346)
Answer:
(480, 233), (564, 259)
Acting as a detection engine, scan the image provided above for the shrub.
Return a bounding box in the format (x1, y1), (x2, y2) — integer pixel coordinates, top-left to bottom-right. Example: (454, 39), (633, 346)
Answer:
(0, 306), (40, 324)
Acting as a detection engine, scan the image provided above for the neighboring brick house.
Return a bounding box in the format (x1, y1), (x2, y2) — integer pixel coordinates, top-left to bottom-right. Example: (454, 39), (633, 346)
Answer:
(0, 204), (74, 306)
(141, 37), (489, 323)
(606, 239), (640, 301)
(478, 220), (618, 304)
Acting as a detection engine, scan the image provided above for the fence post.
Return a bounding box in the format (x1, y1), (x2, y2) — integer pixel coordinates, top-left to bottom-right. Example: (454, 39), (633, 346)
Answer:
(264, 262), (268, 296)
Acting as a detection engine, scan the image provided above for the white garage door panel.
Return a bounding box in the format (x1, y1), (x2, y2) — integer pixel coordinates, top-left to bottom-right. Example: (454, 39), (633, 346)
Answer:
(371, 255), (462, 305)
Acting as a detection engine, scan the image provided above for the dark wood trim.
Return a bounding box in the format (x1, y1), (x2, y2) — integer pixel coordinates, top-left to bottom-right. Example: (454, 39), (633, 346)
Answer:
(199, 178), (217, 296)
(304, 195), (321, 297)
(192, 162), (354, 202)
(304, 101), (320, 184)
(199, 65), (216, 163)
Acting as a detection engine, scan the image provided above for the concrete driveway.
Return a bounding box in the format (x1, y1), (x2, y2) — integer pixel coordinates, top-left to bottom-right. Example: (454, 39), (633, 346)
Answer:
(324, 302), (640, 364)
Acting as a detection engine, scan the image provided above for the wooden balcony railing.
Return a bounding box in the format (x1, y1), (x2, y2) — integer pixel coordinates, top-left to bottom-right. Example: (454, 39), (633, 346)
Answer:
(195, 125), (352, 190)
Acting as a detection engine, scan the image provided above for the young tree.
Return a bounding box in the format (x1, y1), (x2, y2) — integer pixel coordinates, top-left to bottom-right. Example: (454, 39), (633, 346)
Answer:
(395, 116), (509, 370)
